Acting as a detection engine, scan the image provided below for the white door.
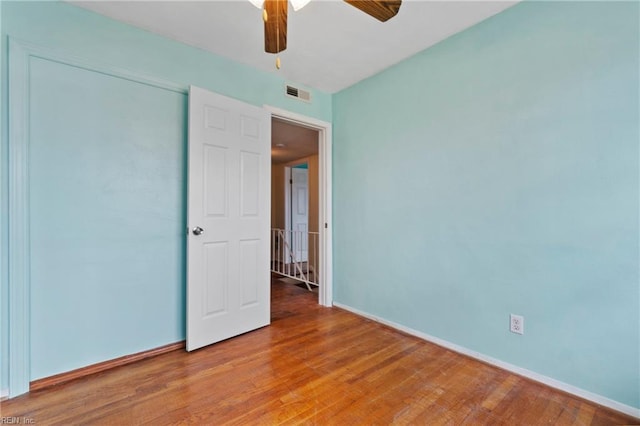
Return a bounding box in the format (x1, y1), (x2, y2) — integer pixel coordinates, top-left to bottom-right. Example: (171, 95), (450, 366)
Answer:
(187, 86), (270, 352)
(290, 167), (309, 262)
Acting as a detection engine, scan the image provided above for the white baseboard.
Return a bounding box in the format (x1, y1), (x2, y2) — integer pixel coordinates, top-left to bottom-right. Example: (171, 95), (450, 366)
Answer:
(1, 388), (8, 400)
(333, 302), (640, 419)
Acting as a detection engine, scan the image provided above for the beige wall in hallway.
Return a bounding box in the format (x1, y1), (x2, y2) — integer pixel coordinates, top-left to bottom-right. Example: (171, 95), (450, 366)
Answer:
(271, 165), (286, 229)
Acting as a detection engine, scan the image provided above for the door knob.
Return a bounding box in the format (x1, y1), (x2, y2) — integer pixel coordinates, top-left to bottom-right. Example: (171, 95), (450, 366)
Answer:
(192, 226), (204, 236)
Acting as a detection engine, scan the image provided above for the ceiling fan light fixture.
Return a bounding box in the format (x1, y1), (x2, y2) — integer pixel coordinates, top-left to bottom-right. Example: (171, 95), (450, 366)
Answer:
(290, 0), (311, 12)
(260, 0), (401, 68)
(251, 0), (309, 11)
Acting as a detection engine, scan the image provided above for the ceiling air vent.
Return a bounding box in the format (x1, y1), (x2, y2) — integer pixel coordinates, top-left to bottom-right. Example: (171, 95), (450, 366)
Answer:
(285, 85), (311, 103)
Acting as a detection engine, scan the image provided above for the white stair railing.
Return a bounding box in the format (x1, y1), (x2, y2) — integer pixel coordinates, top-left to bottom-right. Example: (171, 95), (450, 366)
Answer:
(271, 228), (319, 291)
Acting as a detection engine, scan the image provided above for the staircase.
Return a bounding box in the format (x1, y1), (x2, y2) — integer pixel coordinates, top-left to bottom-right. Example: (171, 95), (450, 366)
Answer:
(271, 228), (319, 291)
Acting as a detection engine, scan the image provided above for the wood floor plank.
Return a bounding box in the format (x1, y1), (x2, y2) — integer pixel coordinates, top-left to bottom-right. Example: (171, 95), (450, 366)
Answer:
(1, 279), (637, 425)
(481, 374), (519, 411)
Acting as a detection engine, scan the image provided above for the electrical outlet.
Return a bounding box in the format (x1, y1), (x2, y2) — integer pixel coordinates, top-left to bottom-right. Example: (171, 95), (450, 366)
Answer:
(510, 314), (524, 335)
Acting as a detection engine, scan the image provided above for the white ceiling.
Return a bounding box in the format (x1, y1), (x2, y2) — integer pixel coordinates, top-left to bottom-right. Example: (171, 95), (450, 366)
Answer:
(71, 0), (517, 94)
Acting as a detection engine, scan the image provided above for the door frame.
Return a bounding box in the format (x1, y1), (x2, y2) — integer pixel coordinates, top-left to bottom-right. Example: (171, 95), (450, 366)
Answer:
(266, 106), (332, 307)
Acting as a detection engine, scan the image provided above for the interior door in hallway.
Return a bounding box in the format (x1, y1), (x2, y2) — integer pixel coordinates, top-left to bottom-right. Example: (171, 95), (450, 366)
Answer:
(187, 85), (271, 351)
(290, 166), (309, 262)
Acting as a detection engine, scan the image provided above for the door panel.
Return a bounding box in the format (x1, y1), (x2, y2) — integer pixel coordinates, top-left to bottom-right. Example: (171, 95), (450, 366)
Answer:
(204, 146), (228, 216)
(187, 85), (270, 352)
(240, 239), (260, 306)
(204, 242), (228, 316)
(240, 151), (261, 216)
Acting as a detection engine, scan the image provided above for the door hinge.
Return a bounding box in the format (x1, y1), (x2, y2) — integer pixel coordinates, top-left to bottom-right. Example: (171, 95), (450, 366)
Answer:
(325, 223), (328, 229)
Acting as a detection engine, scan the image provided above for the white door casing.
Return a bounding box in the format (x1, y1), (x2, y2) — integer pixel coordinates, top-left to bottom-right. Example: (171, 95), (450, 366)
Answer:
(265, 105), (333, 308)
(187, 86), (270, 351)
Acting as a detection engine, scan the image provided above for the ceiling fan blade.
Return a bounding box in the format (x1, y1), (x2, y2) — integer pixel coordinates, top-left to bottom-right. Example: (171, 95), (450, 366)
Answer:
(344, 0), (402, 22)
(264, 0), (288, 53)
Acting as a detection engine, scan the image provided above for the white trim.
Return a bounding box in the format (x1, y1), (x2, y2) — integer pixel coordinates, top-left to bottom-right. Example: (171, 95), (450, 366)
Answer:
(319, 120), (333, 307)
(8, 38), (32, 398)
(333, 302), (640, 419)
(0, 389), (8, 400)
(6, 37), (188, 398)
(265, 106), (333, 307)
(284, 166), (292, 249)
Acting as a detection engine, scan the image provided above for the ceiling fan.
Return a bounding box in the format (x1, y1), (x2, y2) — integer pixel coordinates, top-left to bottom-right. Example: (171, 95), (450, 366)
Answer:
(249, 0), (402, 68)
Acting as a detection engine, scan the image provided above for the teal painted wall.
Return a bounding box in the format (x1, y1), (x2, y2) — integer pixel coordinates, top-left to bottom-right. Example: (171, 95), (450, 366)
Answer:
(1, 1), (331, 388)
(333, 1), (639, 409)
(28, 57), (187, 380)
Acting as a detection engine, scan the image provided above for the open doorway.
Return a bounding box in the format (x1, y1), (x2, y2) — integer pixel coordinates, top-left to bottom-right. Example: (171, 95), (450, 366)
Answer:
(267, 108), (332, 306)
(271, 118), (319, 291)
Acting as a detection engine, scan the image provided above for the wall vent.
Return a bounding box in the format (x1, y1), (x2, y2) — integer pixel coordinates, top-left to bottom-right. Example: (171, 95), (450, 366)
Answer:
(285, 85), (311, 103)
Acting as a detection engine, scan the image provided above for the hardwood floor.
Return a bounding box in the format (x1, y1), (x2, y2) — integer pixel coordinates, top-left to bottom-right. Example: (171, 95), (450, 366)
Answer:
(1, 278), (637, 425)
